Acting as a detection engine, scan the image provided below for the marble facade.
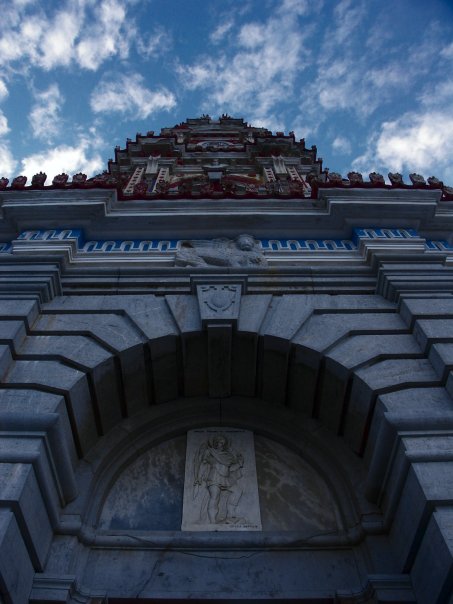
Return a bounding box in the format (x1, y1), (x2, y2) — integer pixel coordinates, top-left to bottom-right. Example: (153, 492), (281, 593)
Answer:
(0, 117), (452, 602)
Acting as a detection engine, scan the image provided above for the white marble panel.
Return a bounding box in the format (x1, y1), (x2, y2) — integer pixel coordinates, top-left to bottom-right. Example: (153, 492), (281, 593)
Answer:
(182, 428), (261, 531)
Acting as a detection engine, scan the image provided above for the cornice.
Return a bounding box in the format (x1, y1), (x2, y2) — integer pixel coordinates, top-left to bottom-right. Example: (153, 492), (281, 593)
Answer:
(0, 187), (452, 242)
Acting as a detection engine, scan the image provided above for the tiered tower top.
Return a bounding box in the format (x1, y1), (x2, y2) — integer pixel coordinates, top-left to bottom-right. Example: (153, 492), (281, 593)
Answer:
(1, 115), (452, 200)
(107, 115), (320, 199)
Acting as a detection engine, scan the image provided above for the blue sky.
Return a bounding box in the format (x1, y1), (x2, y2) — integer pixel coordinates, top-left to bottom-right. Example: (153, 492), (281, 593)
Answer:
(1, 0), (453, 185)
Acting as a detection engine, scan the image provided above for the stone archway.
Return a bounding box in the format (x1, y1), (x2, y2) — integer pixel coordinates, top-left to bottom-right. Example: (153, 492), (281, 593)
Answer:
(0, 292), (451, 603)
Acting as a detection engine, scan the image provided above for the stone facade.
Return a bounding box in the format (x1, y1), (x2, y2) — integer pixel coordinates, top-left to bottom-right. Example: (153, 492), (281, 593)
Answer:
(0, 117), (452, 603)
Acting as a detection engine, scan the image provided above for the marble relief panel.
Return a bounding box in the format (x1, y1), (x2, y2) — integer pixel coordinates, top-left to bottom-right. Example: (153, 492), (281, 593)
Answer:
(98, 433), (339, 536)
(182, 428), (261, 531)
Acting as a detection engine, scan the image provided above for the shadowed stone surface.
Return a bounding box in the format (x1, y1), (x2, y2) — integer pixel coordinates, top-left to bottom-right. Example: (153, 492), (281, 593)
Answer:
(99, 437), (186, 531)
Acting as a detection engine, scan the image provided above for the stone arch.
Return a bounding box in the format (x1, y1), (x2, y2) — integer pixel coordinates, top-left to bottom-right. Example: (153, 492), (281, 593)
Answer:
(0, 293), (451, 602)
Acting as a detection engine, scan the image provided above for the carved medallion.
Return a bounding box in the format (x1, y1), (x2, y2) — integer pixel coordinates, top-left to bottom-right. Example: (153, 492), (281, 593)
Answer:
(203, 285), (236, 312)
(197, 283), (241, 326)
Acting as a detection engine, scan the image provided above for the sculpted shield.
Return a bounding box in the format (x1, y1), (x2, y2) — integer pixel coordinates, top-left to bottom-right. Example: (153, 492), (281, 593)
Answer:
(196, 283), (242, 326)
(204, 285), (236, 312)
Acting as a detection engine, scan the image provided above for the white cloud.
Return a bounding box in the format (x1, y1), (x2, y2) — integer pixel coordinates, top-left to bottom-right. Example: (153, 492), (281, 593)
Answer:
(0, 79), (9, 137)
(418, 79), (453, 108)
(76, 0), (132, 70)
(0, 80), (8, 102)
(440, 41), (453, 59)
(332, 136), (352, 155)
(299, 2), (446, 124)
(281, 0), (312, 15)
(352, 109), (453, 184)
(29, 84), (64, 141)
(237, 23), (264, 49)
(210, 19), (234, 44)
(39, 9), (81, 70)
(178, 3), (315, 126)
(0, 113), (9, 137)
(20, 136), (104, 180)
(90, 73), (176, 118)
(136, 27), (172, 58)
(0, 144), (16, 178)
(0, 0), (136, 72)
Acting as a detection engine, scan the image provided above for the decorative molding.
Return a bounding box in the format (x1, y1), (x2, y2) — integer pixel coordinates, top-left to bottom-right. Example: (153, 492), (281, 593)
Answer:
(260, 238), (355, 251)
(3, 227), (452, 256)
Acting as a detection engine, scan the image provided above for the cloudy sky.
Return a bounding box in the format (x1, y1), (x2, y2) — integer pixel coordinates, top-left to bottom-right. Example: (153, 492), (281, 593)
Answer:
(1, 0), (453, 184)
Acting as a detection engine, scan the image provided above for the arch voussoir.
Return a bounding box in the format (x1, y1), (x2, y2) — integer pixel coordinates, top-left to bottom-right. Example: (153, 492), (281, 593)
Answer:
(0, 291), (452, 603)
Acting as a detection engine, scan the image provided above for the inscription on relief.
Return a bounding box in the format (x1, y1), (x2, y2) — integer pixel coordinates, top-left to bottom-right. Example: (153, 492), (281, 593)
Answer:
(182, 428), (261, 531)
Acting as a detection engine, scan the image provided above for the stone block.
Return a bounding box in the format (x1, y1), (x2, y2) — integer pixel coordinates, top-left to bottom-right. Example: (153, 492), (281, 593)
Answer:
(289, 312), (407, 415)
(34, 312), (150, 414)
(0, 319), (27, 350)
(326, 334), (422, 379)
(0, 389), (78, 480)
(4, 360), (97, 456)
(207, 326), (231, 397)
(414, 318), (453, 352)
(237, 294), (272, 333)
(260, 295), (314, 340)
(364, 388), (453, 505)
(44, 295), (104, 312)
(33, 311), (143, 352)
(166, 294), (201, 333)
(447, 371), (453, 400)
(378, 266), (453, 302)
(317, 293), (396, 311)
(0, 509), (34, 604)
(29, 574), (77, 603)
(90, 357), (123, 432)
(0, 437), (60, 528)
(259, 335), (290, 405)
(286, 357), (318, 415)
(362, 574), (415, 602)
(320, 334), (421, 434)
(390, 462), (453, 571)
(0, 299), (38, 328)
(429, 343), (453, 381)
(231, 332), (258, 396)
(102, 295), (178, 342)
(81, 548), (362, 600)
(367, 388), (453, 463)
(19, 334), (122, 434)
(344, 359), (439, 453)
(400, 297), (453, 328)
(116, 344), (149, 415)
(149, 335), (180, 403)
(317, 367), (348, 433)
(293, 312), (406, 361)
(181, 332), (208, 396)
(0, 344), (12, 380)
(411, 506), (453, 604)
(0, 463), (52, 570)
